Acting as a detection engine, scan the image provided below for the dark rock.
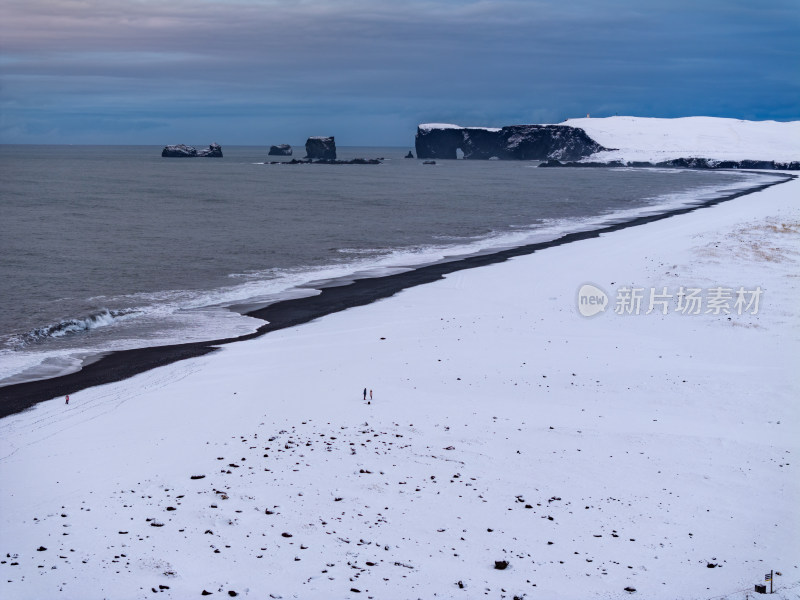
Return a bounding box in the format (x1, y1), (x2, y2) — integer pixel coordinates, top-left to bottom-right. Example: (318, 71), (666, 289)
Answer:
(657, 158), (799, 170)
(494, 560), (509, 570)
(422, 160), (436, 165)
(415, 124), (607, 161)
(201, 590), (212, 596)
(624, 587), (636, 593)
(161, 144), (196, 157)
(315, 158), (380, 165)
(161, 143), (222, 158)
(305, 136), (336, 160)
(190, 475), (205, 480)
(270, 158), (381, 165)
(36, 546), (46, 551)
(539, 159), (624, 168)
(197, 143), (222, 157)
(539, 157), (799, 170)
(405, 151), (414, 158)
(268, 144), (293, 156)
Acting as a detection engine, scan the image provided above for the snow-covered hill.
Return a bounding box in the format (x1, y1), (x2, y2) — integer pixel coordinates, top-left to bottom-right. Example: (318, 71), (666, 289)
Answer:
(562, 116), (800, 164)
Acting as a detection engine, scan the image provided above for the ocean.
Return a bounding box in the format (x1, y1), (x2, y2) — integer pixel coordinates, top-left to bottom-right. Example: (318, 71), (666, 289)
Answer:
(0, 144), (773, 387)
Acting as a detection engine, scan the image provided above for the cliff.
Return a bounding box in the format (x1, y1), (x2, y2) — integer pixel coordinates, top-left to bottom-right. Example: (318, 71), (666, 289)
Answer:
(415, 124), (606, 160)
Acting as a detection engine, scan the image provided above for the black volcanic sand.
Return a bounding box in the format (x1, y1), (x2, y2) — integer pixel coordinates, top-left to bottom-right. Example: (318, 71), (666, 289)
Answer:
(1, 172), (793, 419)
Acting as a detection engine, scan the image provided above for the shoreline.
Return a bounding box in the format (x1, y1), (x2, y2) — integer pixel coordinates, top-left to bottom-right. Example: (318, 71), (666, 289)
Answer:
(0, 170), (794, 419)
(1, 168), (797, 599)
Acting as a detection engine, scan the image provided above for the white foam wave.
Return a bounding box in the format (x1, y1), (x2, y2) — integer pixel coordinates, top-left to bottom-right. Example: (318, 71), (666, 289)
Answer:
(12, 309), (139, 347)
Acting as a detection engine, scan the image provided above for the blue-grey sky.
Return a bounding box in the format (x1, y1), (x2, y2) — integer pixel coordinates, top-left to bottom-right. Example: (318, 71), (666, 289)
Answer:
(1, 0), (798, 146)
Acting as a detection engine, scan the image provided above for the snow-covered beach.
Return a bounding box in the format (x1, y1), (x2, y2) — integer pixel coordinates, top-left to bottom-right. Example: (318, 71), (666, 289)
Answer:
(1, 165), (798, 599)
(1, 117), (799, 599)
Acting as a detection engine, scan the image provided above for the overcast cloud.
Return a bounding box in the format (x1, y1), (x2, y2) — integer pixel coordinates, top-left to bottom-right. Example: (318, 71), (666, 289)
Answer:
(1, 0), (797, 145)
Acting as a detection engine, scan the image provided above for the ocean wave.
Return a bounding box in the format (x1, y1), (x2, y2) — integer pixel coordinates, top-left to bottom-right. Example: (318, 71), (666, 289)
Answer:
(12, 308), (140, 347)
(1, 170), (776, 386)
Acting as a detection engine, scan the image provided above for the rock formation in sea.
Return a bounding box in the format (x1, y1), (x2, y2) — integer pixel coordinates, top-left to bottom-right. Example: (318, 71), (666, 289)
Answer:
(414, 124), (606, 161)
(405, 151), (415, 158)
(161, 143), (223, 157)
(266, 158), (382, 165)
(305, 136), (336, 160)
(268, 144), (293, 156)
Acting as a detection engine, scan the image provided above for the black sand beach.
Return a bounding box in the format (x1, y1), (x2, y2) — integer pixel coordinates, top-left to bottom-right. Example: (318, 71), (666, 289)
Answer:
(0, 171), (793, 419)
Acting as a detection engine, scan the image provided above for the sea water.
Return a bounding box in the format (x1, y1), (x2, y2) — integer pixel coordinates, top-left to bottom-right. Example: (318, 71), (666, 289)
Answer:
(0, 144), (773, 385)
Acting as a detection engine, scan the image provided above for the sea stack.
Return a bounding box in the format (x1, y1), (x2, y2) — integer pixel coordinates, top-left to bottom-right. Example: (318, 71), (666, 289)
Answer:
(269, 144), (293, 156)
(161, 143), (223, 157)
(305, 136), (336, 160)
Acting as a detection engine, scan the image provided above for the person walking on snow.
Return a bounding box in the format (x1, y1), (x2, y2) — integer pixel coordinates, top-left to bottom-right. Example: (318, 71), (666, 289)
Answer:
(369, 389), (373, 401)
(363, 387), (367, 401)
(65, 395), (69, 405)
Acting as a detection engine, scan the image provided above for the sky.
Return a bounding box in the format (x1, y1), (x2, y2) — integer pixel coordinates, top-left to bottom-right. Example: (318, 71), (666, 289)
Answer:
(0, 0), (798, 146)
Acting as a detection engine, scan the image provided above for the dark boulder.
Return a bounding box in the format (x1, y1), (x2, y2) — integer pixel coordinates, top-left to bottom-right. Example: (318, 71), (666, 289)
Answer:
(305, 136), (336, 160)
(415, 124), (606, 161)
(161, 143), (222, 157)
(268, 144), (292, 156)
(405, 150), (415, 158)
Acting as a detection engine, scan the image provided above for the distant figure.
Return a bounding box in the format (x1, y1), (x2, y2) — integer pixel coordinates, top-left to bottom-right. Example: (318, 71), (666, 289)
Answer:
(65, 395), (69, 405)
(363, 387), (367, 401)
(369, 389), (373, 400)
